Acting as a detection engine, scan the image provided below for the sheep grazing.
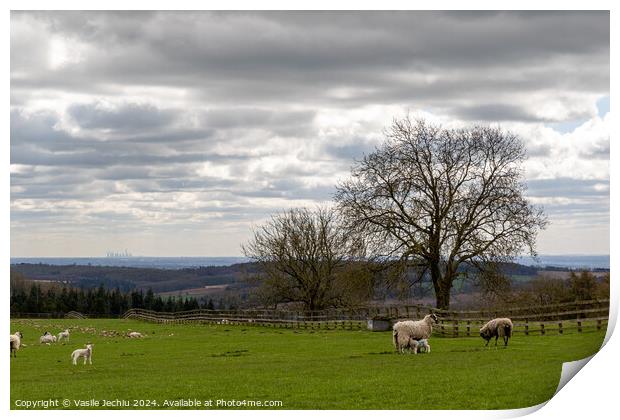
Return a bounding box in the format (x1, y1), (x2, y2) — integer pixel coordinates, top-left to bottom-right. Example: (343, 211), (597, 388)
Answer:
(57, 329), (70, 342)
(417, 339), (431, 353)
(40, 332), (57, 344)
(71, 344), (93, 365)
(127, 331), (143, 338)
(480, 318), (513, 347)
(10, 332), (23, 357)
(392, 313), (438, 353)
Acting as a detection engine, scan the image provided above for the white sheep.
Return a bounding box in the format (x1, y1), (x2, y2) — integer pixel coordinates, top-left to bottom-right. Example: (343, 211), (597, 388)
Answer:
(127, 331), (143, 338)
(392, 313), (438, 353)
(10, 332), (23, 357)
(40, 332), (57, 344)
(480, 318), (513, 347)
(71, 344), (93, 365)
(57, 329), (70, 342)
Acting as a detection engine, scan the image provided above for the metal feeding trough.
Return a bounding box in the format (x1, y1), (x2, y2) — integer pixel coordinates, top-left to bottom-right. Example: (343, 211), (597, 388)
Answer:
(367, 317), (393, 332)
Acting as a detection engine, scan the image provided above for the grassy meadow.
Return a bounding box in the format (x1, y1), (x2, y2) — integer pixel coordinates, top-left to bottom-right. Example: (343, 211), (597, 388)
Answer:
(10, 318), (605, 410)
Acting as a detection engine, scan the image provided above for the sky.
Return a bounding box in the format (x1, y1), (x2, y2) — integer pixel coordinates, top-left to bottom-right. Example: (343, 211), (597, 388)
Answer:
(10, 11), (610, 257)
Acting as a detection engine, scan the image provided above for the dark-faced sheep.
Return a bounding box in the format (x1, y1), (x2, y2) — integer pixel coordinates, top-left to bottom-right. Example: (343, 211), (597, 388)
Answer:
(480, 318), (513, 347)
(40, 332), (57, 344)
(392, 314), (438, 353)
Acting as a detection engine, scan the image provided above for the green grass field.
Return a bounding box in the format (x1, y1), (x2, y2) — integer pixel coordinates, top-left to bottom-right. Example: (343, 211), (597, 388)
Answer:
(10, 318), (605, 410)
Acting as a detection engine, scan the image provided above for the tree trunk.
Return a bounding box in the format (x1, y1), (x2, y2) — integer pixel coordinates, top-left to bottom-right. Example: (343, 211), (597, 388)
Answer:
(435, 285), (451, 310)
(429, 258), (451, 309)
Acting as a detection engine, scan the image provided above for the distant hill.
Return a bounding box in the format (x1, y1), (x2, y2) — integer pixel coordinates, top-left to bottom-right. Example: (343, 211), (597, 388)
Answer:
(9, 262), (261, 293)
(10, 259), (606, 296)
(10, 256), (250, 269)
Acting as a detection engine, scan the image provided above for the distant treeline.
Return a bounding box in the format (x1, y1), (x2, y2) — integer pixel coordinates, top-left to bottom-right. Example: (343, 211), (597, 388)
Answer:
(9, 261), (543, 294)
(10, 272), (237, 316)
(10, 260), (608, 314)
(10, 262), (261, 293)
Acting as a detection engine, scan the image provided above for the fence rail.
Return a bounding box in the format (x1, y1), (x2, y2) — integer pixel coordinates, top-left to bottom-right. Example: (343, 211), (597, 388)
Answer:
(119, 298), (609, 321)
(431, 316), (608, 337)
(121, 300), (609, 336)
(11, 299), (609, 337)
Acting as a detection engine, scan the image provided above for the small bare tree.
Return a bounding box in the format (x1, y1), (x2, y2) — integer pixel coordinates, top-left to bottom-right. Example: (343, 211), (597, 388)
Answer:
(335, 117), (547, 309)
(242, 207), (372, 311)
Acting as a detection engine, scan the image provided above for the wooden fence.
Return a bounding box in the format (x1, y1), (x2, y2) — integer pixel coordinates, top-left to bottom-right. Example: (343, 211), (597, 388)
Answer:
(122, 299), (609, 336)
(65, 311), (87, 319)
(431, 316), (608, 337)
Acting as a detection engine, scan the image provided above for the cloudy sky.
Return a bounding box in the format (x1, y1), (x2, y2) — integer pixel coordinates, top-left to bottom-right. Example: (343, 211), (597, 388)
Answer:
(10, 11), (609, 257)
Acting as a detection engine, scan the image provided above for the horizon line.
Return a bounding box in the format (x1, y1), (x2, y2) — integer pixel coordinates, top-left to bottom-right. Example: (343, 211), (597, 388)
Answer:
(10, 254), (610, 259)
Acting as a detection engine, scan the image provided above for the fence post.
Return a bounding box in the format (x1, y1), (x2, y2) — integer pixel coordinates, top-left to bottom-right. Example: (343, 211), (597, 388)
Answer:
(453, 320), (459, 337)
(466, 321), (471, 337)
(577, 321), (582, 333)
(558, 322), (563, 334)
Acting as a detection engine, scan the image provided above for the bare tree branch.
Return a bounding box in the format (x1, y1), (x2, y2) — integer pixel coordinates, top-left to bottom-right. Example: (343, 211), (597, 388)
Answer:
(335, 117), (548, 309)
(242, 207), (374, 311)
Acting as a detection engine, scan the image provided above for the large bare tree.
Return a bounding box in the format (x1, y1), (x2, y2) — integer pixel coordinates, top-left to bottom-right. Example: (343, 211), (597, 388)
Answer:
(335, 117), (547, 309)
(242, 207), (373, 311)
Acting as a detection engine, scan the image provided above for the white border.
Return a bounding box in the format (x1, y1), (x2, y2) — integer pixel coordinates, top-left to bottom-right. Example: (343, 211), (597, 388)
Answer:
(4, 2), (616, 420)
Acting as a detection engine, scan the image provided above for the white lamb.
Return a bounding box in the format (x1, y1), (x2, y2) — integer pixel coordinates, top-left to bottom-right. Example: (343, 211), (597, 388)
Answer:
(71, 344), (93, 365)
(10, 332), (23, 357)
(40, 332), (57, 344)
(57, 329), (70, 342)
(127, 331), (143, 338)
(417, 338), (431, 353)
(392, 313), (438, 353)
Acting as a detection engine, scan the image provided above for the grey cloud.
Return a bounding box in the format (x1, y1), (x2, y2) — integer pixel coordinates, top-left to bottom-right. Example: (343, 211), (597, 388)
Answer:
(143, 177), (238, 193)
(203, 108), (316, 137)
(68, 102), (179, 131)
(580, 142), (609, 159)
(10, 110), (254, 169)
(526, 143), (552, 158)
(9, 11), (610, 256)
(236, 179), (335, 201)
(11, 12), (609, 113)
(11, 145), (212, 168)
(10, 110), (76, 147)
(323, 138), (377, 160)
(527, 178), (609, 198)
(454, 104), (543, 122)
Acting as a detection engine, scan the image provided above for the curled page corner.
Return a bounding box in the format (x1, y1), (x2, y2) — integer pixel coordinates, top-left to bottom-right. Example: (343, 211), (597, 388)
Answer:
(549, 293), (618, 398)
(554, 355), (595, 396)
(499, 401), (548, 418)
(499, 354), (599, 419)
